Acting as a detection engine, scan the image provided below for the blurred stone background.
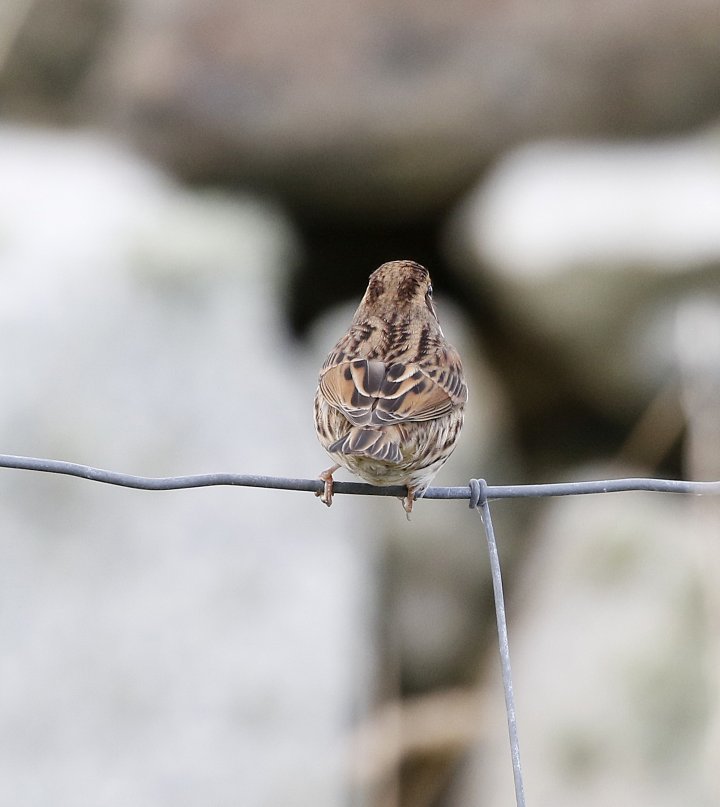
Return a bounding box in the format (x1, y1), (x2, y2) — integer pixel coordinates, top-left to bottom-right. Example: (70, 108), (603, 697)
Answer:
(1, 1), (719, 805)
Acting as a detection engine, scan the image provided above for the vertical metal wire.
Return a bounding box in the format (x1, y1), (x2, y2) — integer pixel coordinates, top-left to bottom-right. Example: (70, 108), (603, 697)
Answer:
(470, 479), (526, 807)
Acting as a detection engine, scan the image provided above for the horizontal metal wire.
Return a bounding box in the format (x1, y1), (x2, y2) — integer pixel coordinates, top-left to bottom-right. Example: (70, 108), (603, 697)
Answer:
(2, 449), (717, 807)
(0, 453), (719, 499)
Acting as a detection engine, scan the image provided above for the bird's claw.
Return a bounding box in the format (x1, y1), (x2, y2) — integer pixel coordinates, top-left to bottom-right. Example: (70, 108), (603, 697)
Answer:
(401, 488), (415, 520)
(316, 464), (340, 507)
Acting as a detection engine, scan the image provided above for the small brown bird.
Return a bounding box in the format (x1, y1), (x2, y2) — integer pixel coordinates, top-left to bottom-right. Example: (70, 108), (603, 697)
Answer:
(314, 260), (467, 514)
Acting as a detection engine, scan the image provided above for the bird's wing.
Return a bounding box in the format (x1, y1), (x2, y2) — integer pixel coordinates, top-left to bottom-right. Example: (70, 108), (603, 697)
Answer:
(319, 352), (466, 427)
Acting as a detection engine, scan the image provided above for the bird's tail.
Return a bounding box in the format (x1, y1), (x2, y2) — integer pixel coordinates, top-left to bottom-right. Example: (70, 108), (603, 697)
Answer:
(328, 427), (402, 464)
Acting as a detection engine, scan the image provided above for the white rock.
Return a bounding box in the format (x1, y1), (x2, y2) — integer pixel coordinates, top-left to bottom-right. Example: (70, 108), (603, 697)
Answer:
(452, 133), (720, 407)
(464, 136), (720, 277)
(0, 125), (373, 807)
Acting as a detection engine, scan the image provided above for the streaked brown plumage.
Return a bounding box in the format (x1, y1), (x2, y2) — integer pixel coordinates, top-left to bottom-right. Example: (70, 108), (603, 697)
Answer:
(313, 260), (467, 514)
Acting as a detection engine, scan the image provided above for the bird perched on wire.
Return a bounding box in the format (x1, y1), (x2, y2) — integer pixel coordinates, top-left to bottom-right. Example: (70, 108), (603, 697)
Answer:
(313, 260), (467, 514)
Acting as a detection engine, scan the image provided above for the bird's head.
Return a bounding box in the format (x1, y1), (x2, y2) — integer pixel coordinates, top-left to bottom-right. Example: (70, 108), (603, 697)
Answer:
(358, 260), (438, 323)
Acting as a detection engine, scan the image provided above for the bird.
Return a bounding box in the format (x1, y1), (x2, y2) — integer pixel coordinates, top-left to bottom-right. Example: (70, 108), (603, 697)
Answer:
(313, 259), (467, 515)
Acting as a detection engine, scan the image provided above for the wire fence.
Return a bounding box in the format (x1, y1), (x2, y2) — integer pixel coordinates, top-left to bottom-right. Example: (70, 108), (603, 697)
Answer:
(2, 451), (720, 807)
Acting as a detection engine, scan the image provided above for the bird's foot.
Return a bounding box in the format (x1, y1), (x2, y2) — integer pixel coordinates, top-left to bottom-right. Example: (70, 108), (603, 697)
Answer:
(401, 488), (415, 520)
(316, 464), (340, 507)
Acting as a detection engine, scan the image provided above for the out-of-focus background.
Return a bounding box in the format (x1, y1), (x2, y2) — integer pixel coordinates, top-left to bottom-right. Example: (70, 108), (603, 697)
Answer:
(1, 1), (720, 805)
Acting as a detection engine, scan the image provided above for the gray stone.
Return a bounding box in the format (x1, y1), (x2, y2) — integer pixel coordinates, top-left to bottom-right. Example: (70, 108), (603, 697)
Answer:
(453, 465), (715, 806)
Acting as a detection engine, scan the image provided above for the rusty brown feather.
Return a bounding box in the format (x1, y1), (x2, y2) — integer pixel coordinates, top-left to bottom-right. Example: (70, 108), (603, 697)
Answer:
(313, 260), (467, 514)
